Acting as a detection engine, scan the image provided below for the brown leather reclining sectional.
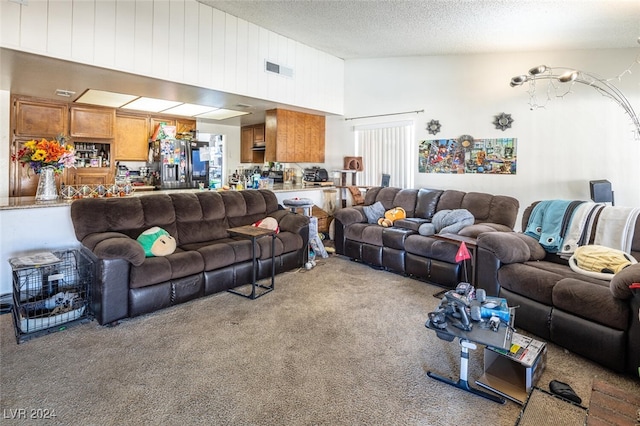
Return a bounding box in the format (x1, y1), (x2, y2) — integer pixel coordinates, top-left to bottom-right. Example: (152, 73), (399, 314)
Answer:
(71, 190), (309, 325)
(333, 186), (519, 287)
(476, 202), (640, 375)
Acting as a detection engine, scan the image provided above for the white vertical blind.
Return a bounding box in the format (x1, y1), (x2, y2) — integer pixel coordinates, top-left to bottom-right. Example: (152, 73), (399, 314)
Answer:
(355, 121), (415, 188)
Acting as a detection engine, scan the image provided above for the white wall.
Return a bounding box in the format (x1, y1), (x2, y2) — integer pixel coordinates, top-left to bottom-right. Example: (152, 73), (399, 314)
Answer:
(0, 0), (344, 115)
(325, 48), (640, 229)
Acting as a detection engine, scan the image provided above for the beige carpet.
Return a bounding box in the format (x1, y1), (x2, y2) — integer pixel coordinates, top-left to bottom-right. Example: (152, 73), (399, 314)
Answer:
(1, 256), (638, 425)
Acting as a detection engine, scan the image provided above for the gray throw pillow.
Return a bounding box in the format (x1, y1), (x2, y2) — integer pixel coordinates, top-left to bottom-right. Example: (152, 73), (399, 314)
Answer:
(363, 201), (386, 224)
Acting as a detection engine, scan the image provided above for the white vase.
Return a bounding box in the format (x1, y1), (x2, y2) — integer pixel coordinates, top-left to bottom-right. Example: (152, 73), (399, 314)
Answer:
(35, 166), (59, 201)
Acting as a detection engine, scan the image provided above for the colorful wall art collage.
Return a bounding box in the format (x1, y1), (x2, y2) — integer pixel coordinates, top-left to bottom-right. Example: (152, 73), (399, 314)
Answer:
(418, 137), (517, 174)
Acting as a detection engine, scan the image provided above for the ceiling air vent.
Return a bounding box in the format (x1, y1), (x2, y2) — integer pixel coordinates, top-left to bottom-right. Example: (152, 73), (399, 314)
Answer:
(265, 60), (293, 78)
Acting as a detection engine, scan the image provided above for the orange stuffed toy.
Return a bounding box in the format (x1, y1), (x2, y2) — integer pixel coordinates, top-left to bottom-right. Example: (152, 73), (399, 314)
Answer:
(378, 207), (406, 227)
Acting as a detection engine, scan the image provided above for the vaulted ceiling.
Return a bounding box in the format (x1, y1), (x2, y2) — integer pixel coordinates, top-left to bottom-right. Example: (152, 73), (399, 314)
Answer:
(198, 0), (640, 59)
(3, 1), (638, 127)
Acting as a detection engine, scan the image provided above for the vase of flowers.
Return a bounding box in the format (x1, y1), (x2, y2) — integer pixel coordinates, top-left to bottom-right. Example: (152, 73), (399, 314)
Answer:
(12, 135), (76, 201)
(34, 166), (59, 201)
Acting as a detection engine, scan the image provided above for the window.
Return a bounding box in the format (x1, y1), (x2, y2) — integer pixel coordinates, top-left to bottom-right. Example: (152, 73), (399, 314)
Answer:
(354, 120), (415, 188)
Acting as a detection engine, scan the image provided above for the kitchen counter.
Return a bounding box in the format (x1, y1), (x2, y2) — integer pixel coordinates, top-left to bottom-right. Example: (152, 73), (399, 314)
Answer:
(0, 184), (335, 210)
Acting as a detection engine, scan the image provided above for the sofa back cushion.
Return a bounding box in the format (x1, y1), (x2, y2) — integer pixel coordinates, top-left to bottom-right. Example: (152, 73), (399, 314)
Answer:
(437, 190), (519, 229)
(170, 192), (228, 245)
(364, 187), (399, 208)
(363, 187), (419, 217)
(71, 190), (281, 246)
(415, 188), (444, 219)
(71, 195), (175, 242)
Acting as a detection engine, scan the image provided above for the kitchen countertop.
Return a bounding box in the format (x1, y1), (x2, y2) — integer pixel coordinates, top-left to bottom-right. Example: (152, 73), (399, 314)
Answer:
(0, 183), (336, 211)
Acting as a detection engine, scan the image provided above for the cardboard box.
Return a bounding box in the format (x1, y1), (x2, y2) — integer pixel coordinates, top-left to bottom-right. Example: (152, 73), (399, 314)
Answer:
(476, 333), (547, 405)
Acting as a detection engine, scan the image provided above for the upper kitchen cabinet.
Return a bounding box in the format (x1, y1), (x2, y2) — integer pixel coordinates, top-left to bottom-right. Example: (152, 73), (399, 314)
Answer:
(114, 114), (149, 161)
(70, 106), (115, 139)
(13, 97), (68, 138)
(176, 119), (196, 135)
(265, 109), (325, 163)
(149, 117), (175, 139)
(241, 124), (266, 164)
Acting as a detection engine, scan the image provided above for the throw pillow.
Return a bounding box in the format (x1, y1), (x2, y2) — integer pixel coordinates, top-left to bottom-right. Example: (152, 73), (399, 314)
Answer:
(363, 201), (386, 224)
(137, 227), (177, 257)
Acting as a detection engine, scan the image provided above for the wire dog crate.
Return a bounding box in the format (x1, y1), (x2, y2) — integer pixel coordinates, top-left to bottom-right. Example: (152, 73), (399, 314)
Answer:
(9, 249), (93, 343)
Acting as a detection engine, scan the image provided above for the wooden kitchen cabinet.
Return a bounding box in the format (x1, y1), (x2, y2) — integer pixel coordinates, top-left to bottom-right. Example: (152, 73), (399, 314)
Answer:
(241, 124), (266, 163)
(70, 106), (115, 139)
(13, 97), (68, 138)
(265, 109), (325, 163)
(70, 168), (113, 185)
(176, 119), (196, 135)
(9, 139), (39, 197)
(149, 117), (175, 139)
(114, 114), (149, 161)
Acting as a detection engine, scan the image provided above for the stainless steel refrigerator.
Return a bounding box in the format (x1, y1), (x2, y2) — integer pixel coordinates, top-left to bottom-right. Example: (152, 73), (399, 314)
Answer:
(151, 138), (191, 189)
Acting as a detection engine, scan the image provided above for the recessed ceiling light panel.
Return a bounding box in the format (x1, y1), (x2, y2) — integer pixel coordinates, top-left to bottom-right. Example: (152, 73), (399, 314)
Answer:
(161, 103), (218, 116)
(197, 109), (250, 120)
(75, 89), (137, 108)
(122, 97), (182, 112)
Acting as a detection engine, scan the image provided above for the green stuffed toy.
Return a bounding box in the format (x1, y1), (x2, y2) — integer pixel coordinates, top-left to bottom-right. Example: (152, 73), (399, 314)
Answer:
(137, 227), (177, 257)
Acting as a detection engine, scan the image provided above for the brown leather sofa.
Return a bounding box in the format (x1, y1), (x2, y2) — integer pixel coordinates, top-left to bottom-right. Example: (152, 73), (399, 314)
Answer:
(476, 202), (640, 375)
(70, 190), (309, 325)
(333, 186), (519, 287)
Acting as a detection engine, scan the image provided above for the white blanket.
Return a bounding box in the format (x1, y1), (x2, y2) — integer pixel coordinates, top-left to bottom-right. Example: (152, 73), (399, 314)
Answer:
(594, 206), (640, 253)
(559, 203), (604, 257)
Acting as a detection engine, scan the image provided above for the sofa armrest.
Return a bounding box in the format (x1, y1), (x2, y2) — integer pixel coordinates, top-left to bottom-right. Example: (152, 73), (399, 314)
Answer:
(333, 207), (365, 227)
(81, 232), (146, 267)
(477, 232), (545, 264)
(269, 210), (310, 234)
(610, 263), (640, 299)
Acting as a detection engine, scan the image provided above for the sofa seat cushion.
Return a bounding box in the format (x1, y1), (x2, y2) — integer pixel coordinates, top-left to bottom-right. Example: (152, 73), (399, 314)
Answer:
(498, 261), (612, 305)
(553, 278), (629, 330)
(404, 235), (459, 263)
(129, 249), (204, 289)
(382, 227), (416, 250)
(198, 240), (253, 271)
(257, 231), (304, 259)
(497, 262), (561, 305)
(344, 223), (385, 246)
(393, 218), (430, 232)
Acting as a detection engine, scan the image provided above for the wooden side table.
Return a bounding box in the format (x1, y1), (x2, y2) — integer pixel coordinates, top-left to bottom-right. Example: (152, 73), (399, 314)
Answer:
(227, 225), (276, 299)
(432, 233), (478, 285)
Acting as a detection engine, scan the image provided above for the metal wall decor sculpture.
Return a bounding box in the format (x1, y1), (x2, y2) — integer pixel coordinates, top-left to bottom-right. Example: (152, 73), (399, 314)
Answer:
(427, 119), (442, 135)
(493, 113), (513, 131)
(510, 41), (640, 138)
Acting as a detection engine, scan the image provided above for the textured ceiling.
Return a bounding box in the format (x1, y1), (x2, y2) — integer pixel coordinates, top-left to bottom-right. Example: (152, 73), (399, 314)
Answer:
(199, 0), (640, 59)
